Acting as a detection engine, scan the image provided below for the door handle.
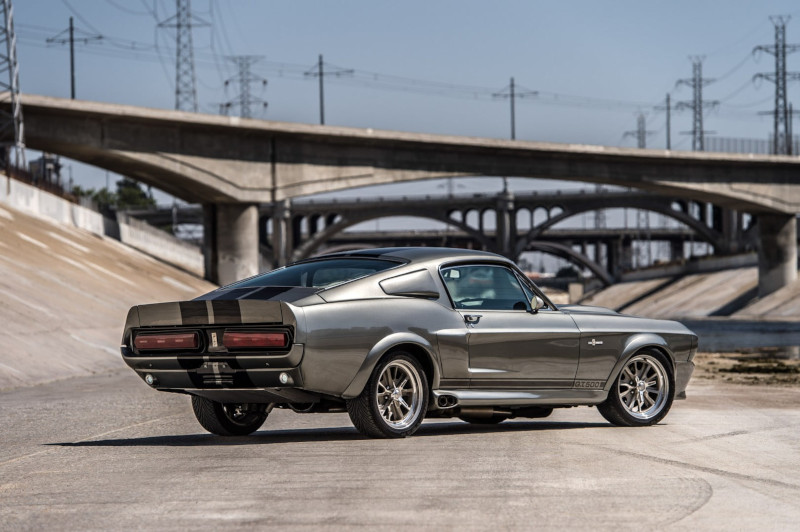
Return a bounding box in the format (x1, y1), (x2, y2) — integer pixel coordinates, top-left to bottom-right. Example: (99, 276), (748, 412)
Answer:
(464, 314), (482, 327)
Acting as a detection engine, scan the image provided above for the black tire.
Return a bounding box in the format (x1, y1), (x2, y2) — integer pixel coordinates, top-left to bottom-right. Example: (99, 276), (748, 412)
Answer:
(458, 415), (509, 425)
(597, 349), (675, 427)
(191, 396), (270, 436)
(346, 352), (429, 438)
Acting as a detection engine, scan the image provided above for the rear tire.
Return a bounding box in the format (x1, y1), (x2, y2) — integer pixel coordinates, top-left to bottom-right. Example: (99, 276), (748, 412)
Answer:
(191, 396), (270, 436)
(597, 349), (674, 427)
(346, 352), (429, 438)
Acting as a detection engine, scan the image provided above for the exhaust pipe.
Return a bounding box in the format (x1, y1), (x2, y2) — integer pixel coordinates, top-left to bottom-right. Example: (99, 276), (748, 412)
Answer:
(436, 394), (458, 409)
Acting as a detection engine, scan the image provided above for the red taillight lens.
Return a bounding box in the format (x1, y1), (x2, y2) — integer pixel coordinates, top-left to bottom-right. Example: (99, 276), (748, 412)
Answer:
(134, 332), (199, 351)
(223, 331), (288, 349)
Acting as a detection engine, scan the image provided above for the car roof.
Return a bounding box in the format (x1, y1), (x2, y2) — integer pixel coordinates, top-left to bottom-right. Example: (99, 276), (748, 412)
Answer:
(318, 246), (507, 263)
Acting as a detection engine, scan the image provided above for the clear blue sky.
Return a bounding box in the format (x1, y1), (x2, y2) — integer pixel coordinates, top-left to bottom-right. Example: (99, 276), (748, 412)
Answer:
(15, 0), (800, 196)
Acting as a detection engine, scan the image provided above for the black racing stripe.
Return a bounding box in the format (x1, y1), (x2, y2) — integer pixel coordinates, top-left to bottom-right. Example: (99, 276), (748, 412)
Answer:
(242, 286), (292, 300)
(210, 288), (256, 300)
(179, 301), (209, 325)
(211, 300), (243, 324)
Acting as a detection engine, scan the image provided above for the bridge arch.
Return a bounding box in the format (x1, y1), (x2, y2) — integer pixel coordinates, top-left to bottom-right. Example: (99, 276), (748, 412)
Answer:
(291, 213), (493, 261)
(521, 241), (614, 286)
(514, 202), (724, 257)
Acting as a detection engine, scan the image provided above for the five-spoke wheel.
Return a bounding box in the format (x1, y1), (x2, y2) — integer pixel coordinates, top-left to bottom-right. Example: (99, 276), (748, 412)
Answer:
(597, 350), (674, 427)
(347, 352), (429, 438)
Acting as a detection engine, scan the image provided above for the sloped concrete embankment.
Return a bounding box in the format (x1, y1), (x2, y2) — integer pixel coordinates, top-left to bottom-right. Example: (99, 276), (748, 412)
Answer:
(0, 174), (204, 276)
(0, 199), (215, 390)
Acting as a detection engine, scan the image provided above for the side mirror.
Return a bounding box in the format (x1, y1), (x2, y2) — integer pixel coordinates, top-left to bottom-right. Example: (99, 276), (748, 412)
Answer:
(531, 296), (545, 313)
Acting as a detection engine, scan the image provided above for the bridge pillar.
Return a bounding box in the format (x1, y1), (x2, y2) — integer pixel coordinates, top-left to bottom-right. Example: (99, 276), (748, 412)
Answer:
(757, 214), (797, 298)
(203, 203), (260, 286)
(670, 240), (684, 262)
(495, 191), (515, 257)
(271, 199), (292, 267)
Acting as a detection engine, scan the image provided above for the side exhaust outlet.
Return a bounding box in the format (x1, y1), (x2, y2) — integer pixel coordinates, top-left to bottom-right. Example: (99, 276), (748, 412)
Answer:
(436, 394), (458, 409)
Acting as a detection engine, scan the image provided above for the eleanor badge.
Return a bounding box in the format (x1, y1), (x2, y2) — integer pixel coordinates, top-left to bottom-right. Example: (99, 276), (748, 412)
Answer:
(211, 332), (218, 348)
(588, 338), (603, 346)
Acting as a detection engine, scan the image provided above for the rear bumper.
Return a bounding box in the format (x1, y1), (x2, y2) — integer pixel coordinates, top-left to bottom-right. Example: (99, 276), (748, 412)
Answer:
(122, 343), (309, 394)
(674, 360), (694, 400)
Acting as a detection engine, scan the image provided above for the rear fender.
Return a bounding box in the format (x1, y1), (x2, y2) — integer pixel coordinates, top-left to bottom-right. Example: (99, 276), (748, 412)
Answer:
(603, 333), (675, 393)
(341, 332), (439, 399)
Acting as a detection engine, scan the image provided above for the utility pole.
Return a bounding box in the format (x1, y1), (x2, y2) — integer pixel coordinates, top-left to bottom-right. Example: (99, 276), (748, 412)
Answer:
(220, 56), (268, 119)
(754, 16), (800, 155)
(159, 0), (207, 112)
(0, 0), (25, 170)
(46, 17), (101, 100)
(623, 113), (656, 149)
(493, 77), (537, 191)
(676, 56), (718, 151)
(304, 54), (353, 125)
(654, 93), (671, 149)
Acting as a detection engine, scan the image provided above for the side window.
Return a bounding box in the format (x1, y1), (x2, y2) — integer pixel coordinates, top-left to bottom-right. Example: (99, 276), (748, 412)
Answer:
(442, 265), (530, 311)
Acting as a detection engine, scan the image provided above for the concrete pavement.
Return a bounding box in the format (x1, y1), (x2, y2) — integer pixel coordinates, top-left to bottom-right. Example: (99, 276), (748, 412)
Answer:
(1, 371), (799, 530)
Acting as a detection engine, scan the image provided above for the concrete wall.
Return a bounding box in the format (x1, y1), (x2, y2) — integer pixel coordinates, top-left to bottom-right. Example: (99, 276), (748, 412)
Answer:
(0, 173), (203, 276)
(116, 212), (204, 277)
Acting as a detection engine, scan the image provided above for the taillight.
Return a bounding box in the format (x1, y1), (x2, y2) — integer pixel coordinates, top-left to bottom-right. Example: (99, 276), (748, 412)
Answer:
(223, 331), (288, 349)
(134, 332), (199, 351)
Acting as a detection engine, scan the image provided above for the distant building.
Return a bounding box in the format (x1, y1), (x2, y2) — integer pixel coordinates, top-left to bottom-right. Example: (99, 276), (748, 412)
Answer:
(28, 153), (62, 186)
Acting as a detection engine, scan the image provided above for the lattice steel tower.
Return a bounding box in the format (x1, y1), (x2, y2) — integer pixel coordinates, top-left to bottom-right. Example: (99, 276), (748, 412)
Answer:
(0, 0), (25, 169)
(220, 56), (267, 119)
(754, 16), (800, 155)
(676, 57), (717, 151)
(159, 0), (205, 112)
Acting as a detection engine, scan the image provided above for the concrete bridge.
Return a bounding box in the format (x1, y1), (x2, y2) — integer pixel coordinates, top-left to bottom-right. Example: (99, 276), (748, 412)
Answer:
(128, 188), (748, 283)
(6, 94), (800, 296)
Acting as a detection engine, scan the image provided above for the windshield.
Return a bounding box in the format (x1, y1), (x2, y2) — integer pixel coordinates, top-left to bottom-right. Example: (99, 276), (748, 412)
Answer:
(224, 258), (403, 289)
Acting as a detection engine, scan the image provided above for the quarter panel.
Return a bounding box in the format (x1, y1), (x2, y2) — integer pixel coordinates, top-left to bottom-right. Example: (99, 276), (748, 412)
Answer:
(299, 297), (461, 396)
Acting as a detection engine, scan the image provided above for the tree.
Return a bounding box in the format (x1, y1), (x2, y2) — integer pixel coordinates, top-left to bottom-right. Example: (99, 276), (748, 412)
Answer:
(115, 178), (156, 209)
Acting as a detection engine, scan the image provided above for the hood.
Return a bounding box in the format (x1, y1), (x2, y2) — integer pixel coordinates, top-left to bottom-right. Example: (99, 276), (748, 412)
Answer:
(556, 304), (619, 316)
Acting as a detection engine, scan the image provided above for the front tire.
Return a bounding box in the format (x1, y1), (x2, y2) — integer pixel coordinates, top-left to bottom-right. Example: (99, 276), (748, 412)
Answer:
(346, 352), (429, 438)
(597, 350), (674, 427)
(191, 397), (270, 436)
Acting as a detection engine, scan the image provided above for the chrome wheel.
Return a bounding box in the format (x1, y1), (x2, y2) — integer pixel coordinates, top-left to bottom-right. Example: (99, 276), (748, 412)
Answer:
(617, 354), (669, 420)
(375, 359), (424, 430)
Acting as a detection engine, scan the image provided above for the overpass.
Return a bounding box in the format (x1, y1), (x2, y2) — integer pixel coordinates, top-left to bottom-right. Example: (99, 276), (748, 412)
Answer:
(6, 94), (800, 295)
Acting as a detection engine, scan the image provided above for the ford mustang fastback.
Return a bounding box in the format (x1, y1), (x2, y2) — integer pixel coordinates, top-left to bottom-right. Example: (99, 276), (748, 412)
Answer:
(121, 247), (697, 438)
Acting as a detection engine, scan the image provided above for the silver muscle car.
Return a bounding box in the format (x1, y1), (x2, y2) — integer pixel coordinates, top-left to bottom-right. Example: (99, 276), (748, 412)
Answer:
(121, 247), (697, 438)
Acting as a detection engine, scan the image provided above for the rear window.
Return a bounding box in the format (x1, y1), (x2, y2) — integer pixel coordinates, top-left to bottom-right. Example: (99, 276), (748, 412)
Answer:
(226, 258), (402, 289)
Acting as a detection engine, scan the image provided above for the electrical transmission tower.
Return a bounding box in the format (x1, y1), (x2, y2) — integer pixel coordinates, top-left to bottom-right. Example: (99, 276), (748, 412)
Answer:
(0, 0), (25, 169)
(623, 113), (655, 148)
(676, 57), (718, 151)
(158, 0), (207, 112)
(220, 56), (267, 119)
(304, 55), (353, 125)
(654, 93), (672, 149)
(754, 16), (800, 155)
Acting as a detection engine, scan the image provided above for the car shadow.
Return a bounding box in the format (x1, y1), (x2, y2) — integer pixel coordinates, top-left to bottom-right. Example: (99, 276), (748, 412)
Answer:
(47, 420), (610, 447)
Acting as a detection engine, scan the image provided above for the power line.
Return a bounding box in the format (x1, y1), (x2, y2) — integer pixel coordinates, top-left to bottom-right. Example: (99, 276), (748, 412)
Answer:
(304, 54), (353, 125)
(46, 17), (102, 99)
(492, 77), (537, 140)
